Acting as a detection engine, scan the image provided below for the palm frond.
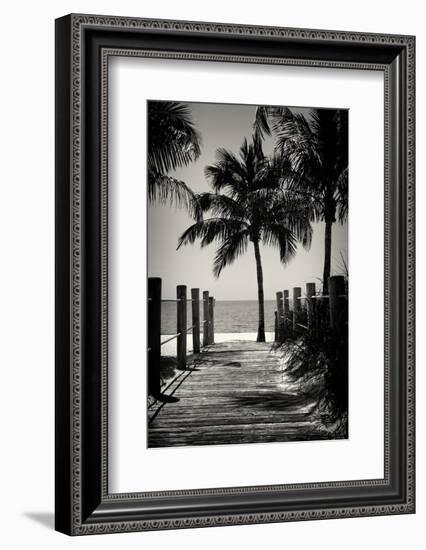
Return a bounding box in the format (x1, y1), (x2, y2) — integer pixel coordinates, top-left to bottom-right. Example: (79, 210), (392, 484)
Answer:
(194, 193), (246, 220)
(148, 101), (202, 175)
(177, 218), (248, 249)
(213, 232), (249, 277)
(254, 105), (294, 137)
(275, 112), (319, 175)
(204, 150), (246, 196)
(261, 224), (298, 264)
(253, 106), (272, 139)
(179, 132), (314, 279)
(335, 167), (348, 222)
(334, 110), (349, 175)
(204, 165), (245, 196)
(335, 251), (349, 279)
(214, 148), (244, 171)
(268, 198), (313, 250)
(148, 173), (199, 217)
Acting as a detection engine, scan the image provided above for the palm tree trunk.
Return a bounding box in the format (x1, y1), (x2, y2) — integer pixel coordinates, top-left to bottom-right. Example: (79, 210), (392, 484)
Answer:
(322, 219), (332, 295)
(253, 240), (265, 342)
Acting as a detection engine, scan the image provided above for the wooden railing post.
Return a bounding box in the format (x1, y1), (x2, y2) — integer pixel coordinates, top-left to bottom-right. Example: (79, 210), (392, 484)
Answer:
(208, 296), (215, 344)
(203, 291), (209, 347)
(283, 289), (290, 333)
(306, 282), (316, 327)
(177, 285), (187, 370)
(191, 288), (200, 354)
(328, 276), (346, 330)
(283, 290), (290, 315)
(148, 277), (161, 397)
(293, 287), (302, 331)
(274, 310), (278, 341)
(276, 291), (284, 342)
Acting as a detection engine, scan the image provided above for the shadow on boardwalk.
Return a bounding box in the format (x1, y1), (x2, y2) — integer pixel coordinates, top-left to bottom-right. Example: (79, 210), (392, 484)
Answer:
(148, 340), (331, 448)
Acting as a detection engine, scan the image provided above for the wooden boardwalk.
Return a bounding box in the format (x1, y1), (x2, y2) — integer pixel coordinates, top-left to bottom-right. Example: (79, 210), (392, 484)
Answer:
(148, 340), (330, 448)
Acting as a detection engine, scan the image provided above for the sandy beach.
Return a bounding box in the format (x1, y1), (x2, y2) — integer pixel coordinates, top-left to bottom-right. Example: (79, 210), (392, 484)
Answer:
(160, 332), (275, 357)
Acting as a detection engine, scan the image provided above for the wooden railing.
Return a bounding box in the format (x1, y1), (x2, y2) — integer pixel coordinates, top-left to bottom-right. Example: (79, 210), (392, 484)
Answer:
(274, 275), (347, 342)
(148, 277), (215, 397)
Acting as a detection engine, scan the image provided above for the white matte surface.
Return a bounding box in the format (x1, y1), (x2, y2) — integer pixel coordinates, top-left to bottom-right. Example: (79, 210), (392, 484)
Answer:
(108, 56), (384, 493)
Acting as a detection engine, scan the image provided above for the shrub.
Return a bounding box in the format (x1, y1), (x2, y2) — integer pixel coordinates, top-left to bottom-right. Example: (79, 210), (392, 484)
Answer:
(280, 298), (348, 437)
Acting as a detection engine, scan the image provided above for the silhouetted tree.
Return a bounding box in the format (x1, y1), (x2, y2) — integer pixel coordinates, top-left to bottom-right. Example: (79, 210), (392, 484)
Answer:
(178, 134), (312, 342)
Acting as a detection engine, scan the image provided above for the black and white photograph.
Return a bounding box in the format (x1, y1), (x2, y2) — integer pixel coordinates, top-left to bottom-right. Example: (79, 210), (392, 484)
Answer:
(147, 100), (349, 448)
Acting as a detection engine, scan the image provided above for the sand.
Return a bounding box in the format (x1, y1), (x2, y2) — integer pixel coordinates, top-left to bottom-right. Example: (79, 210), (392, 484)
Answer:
(160, 332), (275, 357)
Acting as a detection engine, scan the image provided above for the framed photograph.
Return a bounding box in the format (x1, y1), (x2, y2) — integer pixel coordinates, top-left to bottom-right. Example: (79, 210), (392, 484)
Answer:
(55, 14), (415, 535)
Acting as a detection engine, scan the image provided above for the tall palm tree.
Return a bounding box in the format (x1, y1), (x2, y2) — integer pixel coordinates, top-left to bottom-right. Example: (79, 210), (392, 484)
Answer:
(177, 135), (312, 342)
(148, 101), (202, 213)
(255, 106), (348, 294)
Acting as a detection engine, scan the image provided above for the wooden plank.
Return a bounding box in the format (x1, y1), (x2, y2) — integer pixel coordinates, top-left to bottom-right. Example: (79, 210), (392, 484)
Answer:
(148, 340), (328, 447)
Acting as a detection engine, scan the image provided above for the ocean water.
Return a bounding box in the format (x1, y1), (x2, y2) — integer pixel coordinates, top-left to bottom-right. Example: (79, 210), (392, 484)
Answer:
(161, 299), (276, 335)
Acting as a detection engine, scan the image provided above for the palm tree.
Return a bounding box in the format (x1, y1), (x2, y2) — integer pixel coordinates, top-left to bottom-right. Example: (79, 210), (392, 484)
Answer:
(255, 106), (348, 294)
(148, 101), (202, 213)
(177, 135), (312, 342)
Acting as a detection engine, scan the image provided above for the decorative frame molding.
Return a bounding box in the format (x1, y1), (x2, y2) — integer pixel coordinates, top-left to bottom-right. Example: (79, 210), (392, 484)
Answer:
(55, 14), (415, 535)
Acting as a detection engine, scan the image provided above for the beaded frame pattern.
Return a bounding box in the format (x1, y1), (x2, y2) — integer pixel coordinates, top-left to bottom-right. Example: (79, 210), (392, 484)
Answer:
(68, 14), (415, 534)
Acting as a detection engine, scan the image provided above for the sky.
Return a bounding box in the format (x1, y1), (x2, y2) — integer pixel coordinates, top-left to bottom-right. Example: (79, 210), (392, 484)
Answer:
(148, 101), (348, 301)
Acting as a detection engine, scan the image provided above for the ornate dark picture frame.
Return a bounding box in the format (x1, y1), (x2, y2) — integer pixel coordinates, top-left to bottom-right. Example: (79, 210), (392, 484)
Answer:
(55, 14), (415, 535)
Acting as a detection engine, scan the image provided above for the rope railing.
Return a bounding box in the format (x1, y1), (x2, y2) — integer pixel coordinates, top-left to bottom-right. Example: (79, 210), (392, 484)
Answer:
(148, 278), (215, 397)
(280, 293), (347, 301)
(149, 297), (197, 302)
(160, 325), (196, 346)
(310, 294), (348, 299)
(160, 334), (180, 346)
